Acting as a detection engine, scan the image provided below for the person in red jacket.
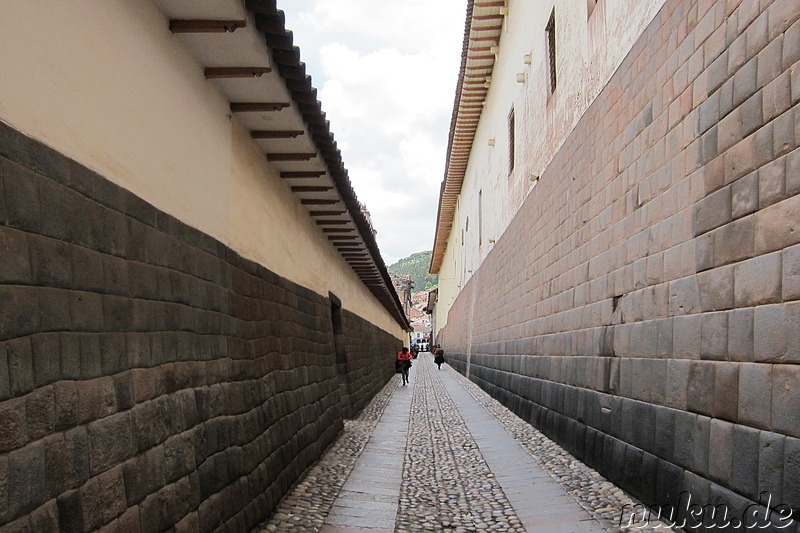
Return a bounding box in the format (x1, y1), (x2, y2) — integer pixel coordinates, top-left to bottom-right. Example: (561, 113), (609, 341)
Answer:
(396, 347), (413, 385)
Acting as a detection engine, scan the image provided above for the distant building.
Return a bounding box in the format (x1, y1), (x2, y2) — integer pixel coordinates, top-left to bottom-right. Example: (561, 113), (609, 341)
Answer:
(425, 288), (439, 345)
(390, 272), (413, 317)
(360, 202), (378, 236)
(410, 325), (431, 349)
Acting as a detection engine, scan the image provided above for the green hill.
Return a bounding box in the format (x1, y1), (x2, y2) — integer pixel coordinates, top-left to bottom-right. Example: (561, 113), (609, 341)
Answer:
(388, 251), (438, 293)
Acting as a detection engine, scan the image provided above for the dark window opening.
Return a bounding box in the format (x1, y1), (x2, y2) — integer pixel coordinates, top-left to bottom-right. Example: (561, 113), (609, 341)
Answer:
(478, 190), (483, 246)
(508, 107), (515, 173)
(546, 9), (557, 94)
(330, 293), (346, 367)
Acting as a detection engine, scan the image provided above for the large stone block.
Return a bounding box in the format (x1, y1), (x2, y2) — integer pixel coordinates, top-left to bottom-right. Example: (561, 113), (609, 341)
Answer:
(5, 337), (33, 396)
(697, 265), (734, 311)
(713, 214), (755, 266)
(164, 433), (196, 484)
(774, 107), (797, 159)
(759, 431), (785, 504)
(713, 362), (739, 422)
(132, 399), (171, 453)
(727, 308), (754, 361)
(669, 276), (702, 315)
(738, 362), (773, 429)
(754, 302), (800, 362)
(56, 489), (84, 533)
(28, 233), (73, 288)
(65, 291), (103, 336)
(783, 243), (800, 301)
(708, 418), (734, 485)
(734, 251), (783, 306)
(730, 424), (760, 499)
(694, 185), (732, 236)
(784, 437), (800, 517)
(701, 312), (728, 360)
(687, 361), (716, 416)
(87, 412), (136, 475)
(2, 160), (42, 233)
(673, 410), (697, 470)
(755, 193), (800, 254)
(25, 385), (55, 441)
(31, 334), (61, 388)
(79, 465), (126, 530)
(0, 397), (28, 453)
(0, 347), (8, 401)
(0, 287), (41, 343)
(0, 226), (31, 284)
(759, 155), (788, 209)
(45, 428), (89, 497)
(8, 442), (46, 519)
(772, 364), (800, 438)
(123, 446), (165, 506)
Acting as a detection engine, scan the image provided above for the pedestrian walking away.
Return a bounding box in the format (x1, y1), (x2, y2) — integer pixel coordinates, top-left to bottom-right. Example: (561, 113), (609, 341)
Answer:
(434, 345), (446, 369)
(396, 346), (413, 385)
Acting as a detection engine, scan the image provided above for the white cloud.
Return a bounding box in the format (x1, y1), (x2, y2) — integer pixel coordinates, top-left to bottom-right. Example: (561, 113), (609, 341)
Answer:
(280, 0), (465, 262)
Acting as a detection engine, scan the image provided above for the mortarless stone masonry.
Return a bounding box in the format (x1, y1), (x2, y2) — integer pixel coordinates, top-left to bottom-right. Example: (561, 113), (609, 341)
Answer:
(438, 0), (800, 528)
(0, 121), (399, 531)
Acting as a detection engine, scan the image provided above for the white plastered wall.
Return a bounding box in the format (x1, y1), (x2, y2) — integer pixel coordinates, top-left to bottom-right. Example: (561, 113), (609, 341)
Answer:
(0, 0), (405, 339)
(434, 0), (666, 335)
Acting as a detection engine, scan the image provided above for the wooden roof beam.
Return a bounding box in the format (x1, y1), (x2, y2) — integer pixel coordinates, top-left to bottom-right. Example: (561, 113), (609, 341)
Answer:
(204, 67), (270, 78)
(280, 170), (326, 178)
(292, 186), (333, 193)
(251, 130), (305, 139)
(267, 153), (316, 161)
(301, 199), (338, 205)
(230, 102), (290, 112)
(170, 19), (246, 33)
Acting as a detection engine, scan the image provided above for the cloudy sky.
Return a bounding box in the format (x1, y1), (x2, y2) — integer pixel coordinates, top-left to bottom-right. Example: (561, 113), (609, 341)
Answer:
(279, 0), (467, 266)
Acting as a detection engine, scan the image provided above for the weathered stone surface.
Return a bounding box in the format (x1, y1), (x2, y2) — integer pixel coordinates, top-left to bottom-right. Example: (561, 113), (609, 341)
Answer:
(738, 362), (773, 430)
(772, 364), (800, 438)
(734, 251), (782, 306)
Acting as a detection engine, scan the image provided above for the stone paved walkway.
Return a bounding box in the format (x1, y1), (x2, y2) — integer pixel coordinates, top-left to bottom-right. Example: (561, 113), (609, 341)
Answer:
(259, 354), (673, 532)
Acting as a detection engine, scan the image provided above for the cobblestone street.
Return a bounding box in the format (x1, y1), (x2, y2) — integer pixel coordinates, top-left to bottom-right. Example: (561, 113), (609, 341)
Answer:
(259, 355), (674, 533)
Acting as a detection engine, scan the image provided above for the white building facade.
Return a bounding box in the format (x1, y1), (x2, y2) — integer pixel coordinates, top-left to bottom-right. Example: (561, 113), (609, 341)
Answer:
(431, 0), (667, 333)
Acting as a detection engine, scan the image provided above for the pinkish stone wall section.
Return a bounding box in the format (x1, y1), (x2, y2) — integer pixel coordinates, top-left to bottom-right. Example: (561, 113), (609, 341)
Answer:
(439, 0), (800, 525)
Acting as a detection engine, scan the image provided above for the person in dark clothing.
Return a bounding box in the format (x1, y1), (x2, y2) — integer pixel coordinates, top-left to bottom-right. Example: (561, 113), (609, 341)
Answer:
(396, 347), (412, 385)
(434, 345), (445, 369)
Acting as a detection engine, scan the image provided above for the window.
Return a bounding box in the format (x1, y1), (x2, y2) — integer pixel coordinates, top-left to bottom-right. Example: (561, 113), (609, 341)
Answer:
(478, 190), (483, 246)
(546, 9), (557, 94)
(329, 293), (346, 367)
(508, 107), (515, 173)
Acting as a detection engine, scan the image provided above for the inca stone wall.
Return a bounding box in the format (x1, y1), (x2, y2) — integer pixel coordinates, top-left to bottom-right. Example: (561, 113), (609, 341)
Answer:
(338, 309), (398, 419)
(0, 121), (400, 531)
(439, 0), (800, 527)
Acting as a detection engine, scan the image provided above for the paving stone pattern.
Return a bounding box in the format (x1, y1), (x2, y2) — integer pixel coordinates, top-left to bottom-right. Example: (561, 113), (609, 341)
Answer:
(398, 355), (524, 532)
(438, 0), (800, 527)
(260, 356), (677, 532)
(0, 121), (400, 531)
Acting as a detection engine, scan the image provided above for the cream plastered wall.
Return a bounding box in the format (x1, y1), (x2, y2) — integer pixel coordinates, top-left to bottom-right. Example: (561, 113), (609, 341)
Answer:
(434, 198), (463, 333)
(435, 0), (667, 329)
(0, 1), (405, 339)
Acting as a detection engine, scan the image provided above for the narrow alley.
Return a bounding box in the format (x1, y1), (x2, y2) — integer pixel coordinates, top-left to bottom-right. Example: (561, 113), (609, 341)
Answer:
(259, 356), (670, 533)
